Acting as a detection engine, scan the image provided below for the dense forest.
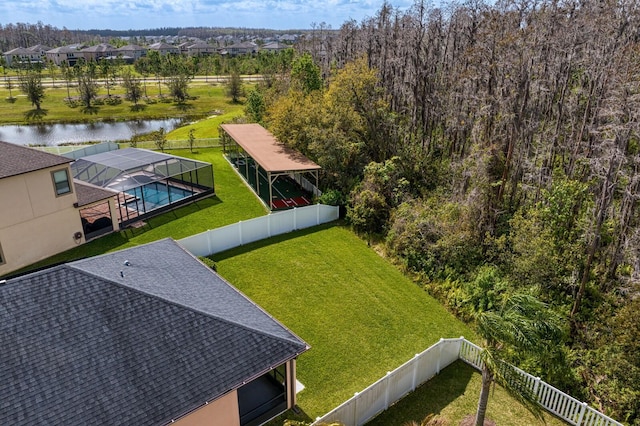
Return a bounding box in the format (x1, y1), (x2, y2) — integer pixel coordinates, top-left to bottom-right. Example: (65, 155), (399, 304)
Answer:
(248, 0), (640, 423)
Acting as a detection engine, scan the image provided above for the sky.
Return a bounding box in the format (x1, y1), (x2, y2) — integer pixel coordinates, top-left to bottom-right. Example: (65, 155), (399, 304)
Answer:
(0, 0), (416, 31)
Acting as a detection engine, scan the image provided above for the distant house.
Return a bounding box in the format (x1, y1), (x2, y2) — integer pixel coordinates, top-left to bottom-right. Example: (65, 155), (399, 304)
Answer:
(185, 41), (217, 56)
(2, 47), (42, 67)
(222, 41), (258, 56)
(116, 44), (147, 63)
(28, 44), (52, 61)
(78, 43), (118, 62)
(148, 41), (180, 56)
(0, 142), (117, 277)
(261, 41), (290, 53)
(0, 238), (309, 426)
(45, 44), (86, 66)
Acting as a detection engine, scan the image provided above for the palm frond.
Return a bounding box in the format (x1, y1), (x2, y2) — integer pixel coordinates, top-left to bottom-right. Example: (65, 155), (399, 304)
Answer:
(493, 359), (545, 422)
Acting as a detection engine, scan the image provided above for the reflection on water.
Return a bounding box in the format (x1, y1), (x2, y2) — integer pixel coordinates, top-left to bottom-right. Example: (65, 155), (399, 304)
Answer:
(0, 118), (181, 146)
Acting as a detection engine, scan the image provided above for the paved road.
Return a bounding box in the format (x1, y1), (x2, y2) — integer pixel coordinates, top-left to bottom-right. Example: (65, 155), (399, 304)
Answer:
(2, 74), (264, 88)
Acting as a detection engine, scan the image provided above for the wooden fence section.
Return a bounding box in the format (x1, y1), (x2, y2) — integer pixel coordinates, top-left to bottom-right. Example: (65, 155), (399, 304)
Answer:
(178, 204), (339, 257)
(313, 338), (622, 426)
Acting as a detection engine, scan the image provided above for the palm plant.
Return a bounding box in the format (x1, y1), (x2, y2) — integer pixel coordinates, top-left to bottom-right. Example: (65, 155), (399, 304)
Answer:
(474, 293), (564, 426)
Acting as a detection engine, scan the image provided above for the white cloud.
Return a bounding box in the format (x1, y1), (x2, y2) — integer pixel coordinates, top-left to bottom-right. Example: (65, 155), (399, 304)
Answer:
(0, 0), (415, 30)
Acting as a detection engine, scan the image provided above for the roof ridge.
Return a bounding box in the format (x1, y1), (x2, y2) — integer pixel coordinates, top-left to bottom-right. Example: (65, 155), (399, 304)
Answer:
(66, 261), (306, 349)
(66, 238), (308, 348)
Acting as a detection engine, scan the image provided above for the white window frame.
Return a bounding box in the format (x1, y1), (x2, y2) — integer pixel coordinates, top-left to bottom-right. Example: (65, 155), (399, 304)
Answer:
(52, 168), (72, 196)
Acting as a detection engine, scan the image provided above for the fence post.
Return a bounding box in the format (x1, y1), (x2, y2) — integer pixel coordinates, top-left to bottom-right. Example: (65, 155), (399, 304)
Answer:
(316, 203), (321, 224)
(206, 230), (212, 256)
(267, 213), (272, 238)
(533, 377), (541, 401)
(354, 392), (359, 426)
(384, 371), (392, 410)
(576, 402), (588, 426)
(293, 207), (298, 230)
(437, 338), (443, 374)
(238, 221), (243, 245)
(412, 354), (420, 391)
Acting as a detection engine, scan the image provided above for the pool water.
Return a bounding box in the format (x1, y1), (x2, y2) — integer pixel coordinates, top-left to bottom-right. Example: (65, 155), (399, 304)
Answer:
(125, 182), (193, 212)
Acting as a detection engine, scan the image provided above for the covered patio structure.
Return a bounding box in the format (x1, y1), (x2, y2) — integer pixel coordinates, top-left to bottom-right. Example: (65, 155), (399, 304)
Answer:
(220, 123), (321, 210)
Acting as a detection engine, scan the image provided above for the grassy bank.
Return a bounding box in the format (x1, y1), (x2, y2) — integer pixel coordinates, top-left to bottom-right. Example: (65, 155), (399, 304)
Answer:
(0, 79), (247, 129)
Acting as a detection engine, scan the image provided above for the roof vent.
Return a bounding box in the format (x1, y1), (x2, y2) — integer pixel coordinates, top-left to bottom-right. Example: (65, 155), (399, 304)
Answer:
(124, 260), (131, 266)
(0, 280), (6, 286)
(120, 271), (124, 278)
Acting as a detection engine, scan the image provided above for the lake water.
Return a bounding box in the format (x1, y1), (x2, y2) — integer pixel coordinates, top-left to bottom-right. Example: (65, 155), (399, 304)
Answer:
(0, 118), (182, 146)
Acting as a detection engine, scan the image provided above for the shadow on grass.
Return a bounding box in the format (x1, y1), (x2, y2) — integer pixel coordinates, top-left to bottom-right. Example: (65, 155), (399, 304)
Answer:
(2, 231), (131, 280)
(209, 220), (343, 263)
(139, 196), (223, 229)
(366, 360), (475, 426)
(82, 106), (100, 115)
(24, 108), (48, 120)
(130, 104), (147, 112)
(175, 102), (194, 112)
(263, 405), (313, 426)
(2, 197), (222, 280)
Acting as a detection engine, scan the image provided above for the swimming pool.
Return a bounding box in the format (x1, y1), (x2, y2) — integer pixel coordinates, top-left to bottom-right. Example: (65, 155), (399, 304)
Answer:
(125, 182), (194, 213)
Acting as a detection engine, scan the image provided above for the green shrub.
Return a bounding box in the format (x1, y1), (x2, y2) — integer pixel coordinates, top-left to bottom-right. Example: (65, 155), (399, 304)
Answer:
(317, 189), (345, 206)
(199, 256), (217, 271)
(386, 199), (482, 280)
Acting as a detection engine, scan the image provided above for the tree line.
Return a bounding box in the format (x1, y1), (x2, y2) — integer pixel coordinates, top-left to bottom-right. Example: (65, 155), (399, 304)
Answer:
(254, 0), (640, 422)
(1, 48), (294, 118)
(0, 21), (303, 53)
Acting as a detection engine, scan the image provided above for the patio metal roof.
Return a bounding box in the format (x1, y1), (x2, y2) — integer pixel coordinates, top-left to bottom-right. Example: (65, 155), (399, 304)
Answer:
(71, 148), (210, 192)
(220, 123), (321, 173)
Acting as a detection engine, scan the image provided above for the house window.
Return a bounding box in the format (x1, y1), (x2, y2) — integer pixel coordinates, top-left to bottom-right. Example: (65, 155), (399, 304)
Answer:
(52, 169), (72, 196)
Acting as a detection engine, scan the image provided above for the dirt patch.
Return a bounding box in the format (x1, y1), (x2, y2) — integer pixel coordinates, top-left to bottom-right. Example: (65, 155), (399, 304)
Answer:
(459, 414), (496, 426)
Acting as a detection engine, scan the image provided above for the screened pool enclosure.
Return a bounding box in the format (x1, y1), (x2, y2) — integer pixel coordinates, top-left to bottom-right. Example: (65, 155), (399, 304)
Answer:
(72, 148), (214, 227)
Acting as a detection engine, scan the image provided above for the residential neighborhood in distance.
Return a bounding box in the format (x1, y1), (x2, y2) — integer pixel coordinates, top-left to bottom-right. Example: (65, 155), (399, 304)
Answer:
(2, 32), (299, 68)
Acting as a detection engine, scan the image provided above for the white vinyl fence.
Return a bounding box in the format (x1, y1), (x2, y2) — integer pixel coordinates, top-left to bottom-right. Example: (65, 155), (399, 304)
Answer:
(178, 204), (339, 257)
(314, 337), (622, 426)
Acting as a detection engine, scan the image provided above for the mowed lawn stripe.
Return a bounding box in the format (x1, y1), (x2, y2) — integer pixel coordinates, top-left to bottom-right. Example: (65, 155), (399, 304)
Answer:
(212, 224), (476, 417)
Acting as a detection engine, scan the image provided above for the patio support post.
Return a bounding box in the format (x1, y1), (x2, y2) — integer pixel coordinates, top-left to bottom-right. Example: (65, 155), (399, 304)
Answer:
(315, 170), (319, 199)
(268, 171), (273, 209)
(255, 160), (259, 197)
(108, 197), (120, 231)
(245, 150), (249, 180)
(286, 359), (297, 408)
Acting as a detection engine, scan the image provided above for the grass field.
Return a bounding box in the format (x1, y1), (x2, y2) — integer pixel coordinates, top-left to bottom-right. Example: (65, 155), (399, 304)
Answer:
(4, 147), (266, 276)
(210, 224), (477, 420)
(212, 226), (567, 425)
(0, 79), (248, 132)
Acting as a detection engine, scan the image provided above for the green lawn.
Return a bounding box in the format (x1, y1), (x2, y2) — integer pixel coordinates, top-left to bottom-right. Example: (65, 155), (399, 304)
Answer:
(4, 147), (266, 277)
(210, 224), (477, 420)
(0, 82), (247, 126)
(366, 360), (567, 426)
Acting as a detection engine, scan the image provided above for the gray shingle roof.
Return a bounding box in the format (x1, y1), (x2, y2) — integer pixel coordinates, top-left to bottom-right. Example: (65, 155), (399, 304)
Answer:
(74, 180), (116, 207)
(0, 141), (71, 179)
(0, 239), (308, 425)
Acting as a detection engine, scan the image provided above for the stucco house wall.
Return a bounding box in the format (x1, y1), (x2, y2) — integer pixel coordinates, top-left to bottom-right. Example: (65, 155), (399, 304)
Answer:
(173, 390), (241, 426)
(0, 164), (83, 276)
